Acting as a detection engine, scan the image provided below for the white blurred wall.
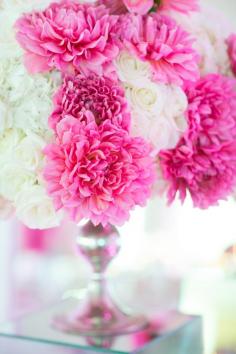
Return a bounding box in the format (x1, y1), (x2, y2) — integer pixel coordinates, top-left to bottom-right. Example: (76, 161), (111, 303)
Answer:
(205, 0), (236, 24)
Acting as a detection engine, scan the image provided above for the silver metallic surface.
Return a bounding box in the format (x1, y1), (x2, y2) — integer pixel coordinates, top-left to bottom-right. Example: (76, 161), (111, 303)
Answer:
(53, 221), (147, 337)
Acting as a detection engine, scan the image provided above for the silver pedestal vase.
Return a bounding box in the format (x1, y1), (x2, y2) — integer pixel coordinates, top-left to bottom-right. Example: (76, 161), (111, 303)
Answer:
(53, 221), (147, 337)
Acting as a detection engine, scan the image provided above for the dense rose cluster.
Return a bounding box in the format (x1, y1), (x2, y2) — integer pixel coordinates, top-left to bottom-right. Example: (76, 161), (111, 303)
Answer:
(0, 0), (235, 228)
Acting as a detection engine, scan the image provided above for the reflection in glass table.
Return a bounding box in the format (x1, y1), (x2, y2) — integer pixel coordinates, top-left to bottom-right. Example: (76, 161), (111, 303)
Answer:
(0, 300), (203, 354)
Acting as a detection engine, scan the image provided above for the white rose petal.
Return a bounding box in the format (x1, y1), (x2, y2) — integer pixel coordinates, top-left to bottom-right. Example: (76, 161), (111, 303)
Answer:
(115, 51), (152, 86)
(15, 185), (61, 230)
(153, 160), (169, 197)
(125, 83), (164, 116)
(0, 129), (24, 162)
(126, 81), (188, 152)
(15, 133), (45, 171)
(0, 163), (36, 201)
(0, 55), (60, 138)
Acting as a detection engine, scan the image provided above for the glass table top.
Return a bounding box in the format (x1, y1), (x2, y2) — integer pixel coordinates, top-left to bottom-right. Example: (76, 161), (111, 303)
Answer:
(0, 300), (203, 354)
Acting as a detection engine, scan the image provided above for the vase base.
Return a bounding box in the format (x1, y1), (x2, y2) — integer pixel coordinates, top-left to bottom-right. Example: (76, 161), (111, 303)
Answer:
(53, 312), (148, 337)
(52, 290), (148, 337)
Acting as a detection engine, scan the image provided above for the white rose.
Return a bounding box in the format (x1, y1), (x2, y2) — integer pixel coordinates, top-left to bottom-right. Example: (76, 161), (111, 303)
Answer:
(126, 81), (188, 152)
(115, 51), (151, 86)
(164, 85), (188, 138)
(153, 160), (169, 197)
(0, 128), (49, 200)
(0, 56), (59, 137)
(0, 129), (24, 161)
(15, 185), (61, 229)
(125, 82), (164, 116)
(15, 132), (46, 171)
(12, 99), (54, 139)
(0, 163), (36, 201)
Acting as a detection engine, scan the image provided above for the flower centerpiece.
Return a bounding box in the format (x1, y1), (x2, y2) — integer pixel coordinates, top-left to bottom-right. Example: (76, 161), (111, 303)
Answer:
(1, 0), (236, 338)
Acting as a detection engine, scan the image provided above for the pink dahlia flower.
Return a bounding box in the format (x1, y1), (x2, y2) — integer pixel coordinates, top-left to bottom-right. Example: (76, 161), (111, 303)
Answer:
(120, 13), (199, 85)
(49, 73), (130, 131)
(159, 0), (199, 14)
(159, 74), (236, 208)
(227, 34), (236, 76)
(15, 1), (119, 75)
(44, 117), (156, 226)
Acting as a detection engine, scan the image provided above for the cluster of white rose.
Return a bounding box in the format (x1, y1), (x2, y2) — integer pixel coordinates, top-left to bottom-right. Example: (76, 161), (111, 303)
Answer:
(0, 1), (61, 228)
(0, 57), (60, 137)
(115, 51), (188, 153)
(114, 51), (189, 198)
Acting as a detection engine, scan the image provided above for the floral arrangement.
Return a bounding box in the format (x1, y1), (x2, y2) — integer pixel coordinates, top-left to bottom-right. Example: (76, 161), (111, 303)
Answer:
(1, 0), (236, 229)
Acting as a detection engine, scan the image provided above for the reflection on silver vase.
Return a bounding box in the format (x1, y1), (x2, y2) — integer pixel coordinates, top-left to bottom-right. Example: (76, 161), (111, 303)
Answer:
(53, 221), (147, 337)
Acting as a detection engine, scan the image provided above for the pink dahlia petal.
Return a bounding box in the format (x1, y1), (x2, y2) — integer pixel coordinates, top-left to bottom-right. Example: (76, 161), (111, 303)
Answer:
(119, 13), (199, 85)
(44, 117), (156, 226)
(98, 0), (128, 14)
(227, 34), (236, 76)
(49, 73), (130, 131)
(98, 0), (153, 15)
(159, 0), (200, 14)
(15, 2), (119, 75)
(123, 0), (154, 15)
(24, 53), (51, 74)
(159, 74), (236, 208)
